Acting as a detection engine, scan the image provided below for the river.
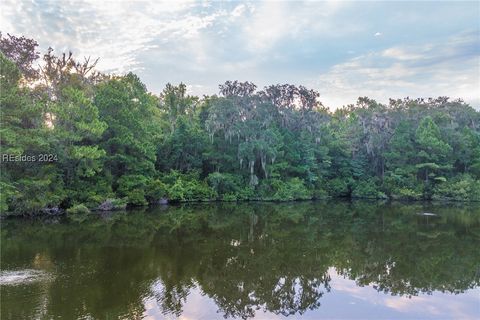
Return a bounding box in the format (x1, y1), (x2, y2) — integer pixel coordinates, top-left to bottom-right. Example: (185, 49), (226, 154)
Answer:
(1, 200), (479, 319)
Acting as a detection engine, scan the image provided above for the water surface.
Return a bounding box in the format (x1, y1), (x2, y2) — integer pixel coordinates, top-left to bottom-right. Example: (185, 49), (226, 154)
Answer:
(1, 201), (479, 319)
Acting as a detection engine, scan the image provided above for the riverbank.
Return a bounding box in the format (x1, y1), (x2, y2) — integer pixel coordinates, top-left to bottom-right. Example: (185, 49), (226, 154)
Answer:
(2, 195), (480, 219)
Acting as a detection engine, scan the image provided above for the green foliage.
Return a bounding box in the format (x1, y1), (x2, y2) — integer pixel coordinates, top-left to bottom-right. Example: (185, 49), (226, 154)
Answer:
(0, 181), (17, 214)
(207, 172), (243, 199)
(312, 185), (329, 199)
(162, 171), (215, 202)
(395, 188), (424, 201)
(157, 115), (208, 172)
(351, 179), (387, 199)
(234, 185), (256, 201)
(110, 198), (127, 209)
(64, 179), (113, 209)
(326, 178), (351, 197)
(145, 179), (168, 203)
(383, 171), (423, 200)
(1, 52), (62, 215)
(167, 179), (215, 202)
(272, 178), (312, 201)
(415, 117), (453, 184)
(66, 204), (90, 215)
(117, 174), (149, 206)
(456, 128), (480, 178)
(95, 73), (160, 178)
(52, 86), (108, 208)
(7, 176), (65, 215)
(433, 175), (480, 202)
(256, 178), (311, 201)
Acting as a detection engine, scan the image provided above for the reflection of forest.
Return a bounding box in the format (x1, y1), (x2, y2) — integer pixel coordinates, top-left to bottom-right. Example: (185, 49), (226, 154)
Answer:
(1, 201), (479, 319)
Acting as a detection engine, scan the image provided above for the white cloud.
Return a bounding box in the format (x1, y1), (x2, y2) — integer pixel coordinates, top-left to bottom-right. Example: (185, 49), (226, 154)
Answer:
(374, 32), (382, 37)
(231, 4), (246, 18)
(313, 32), (480, 109)
(242, 0), (354, 52)
(330, 268), (479, 320)
(0, 0), (226, 73)
(382, 47), (424, 60)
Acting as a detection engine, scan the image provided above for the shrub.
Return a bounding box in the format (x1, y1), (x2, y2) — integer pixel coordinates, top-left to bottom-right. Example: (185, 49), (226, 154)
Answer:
(352, 179), (387, 199)
(182, 180), (216, 201)
(167, 180), (187, 201)
(392, 188), (423, 200)
(256, 178), (312, 201)
(326, 178), (350, 197)
(236, 186), (255, 200)
(65, 179), (114, 209)
(163, 171), (216, 202)
(268, 178), (312, 201)
(145, 179), (168, 203)
(433, 175), (480, 201)
(0, 181), (17, 215)
(383, 171), (423, 200)
(82, 192), (112, 209)
(207, 172), (242, 199)
(117, 174), (149, 206)
(6, 178), (65, 216)
(257, 179), (277, 200)
(312, 181), (330, 199)
(222, 193), (238, 201)
(66, 204), (90, 215)
(125, 189), (148, 206)
(312, 188), (329, 199)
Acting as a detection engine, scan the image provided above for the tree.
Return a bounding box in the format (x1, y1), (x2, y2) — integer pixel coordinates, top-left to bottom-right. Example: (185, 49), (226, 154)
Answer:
(94, 73), (161, 205)
(0, 53), (63, 214)
(157, 115), (209, 173)
(415, 117), (452, 184)
(0, 32), (39, 81)
(51, 86), (108, 207)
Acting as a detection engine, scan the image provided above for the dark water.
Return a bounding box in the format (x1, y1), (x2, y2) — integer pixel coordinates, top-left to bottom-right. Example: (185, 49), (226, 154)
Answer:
(1, 201), (479, 320)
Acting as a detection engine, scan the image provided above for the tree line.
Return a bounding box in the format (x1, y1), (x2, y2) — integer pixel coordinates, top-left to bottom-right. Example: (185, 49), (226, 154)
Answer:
(1, 33), (479, 215)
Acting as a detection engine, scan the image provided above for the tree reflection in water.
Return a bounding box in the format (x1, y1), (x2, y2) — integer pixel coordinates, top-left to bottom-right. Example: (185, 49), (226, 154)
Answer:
(1, 201), (479, 319)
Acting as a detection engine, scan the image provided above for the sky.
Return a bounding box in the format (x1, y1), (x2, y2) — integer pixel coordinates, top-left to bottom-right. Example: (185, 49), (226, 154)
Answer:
(1, 0), (479, 109)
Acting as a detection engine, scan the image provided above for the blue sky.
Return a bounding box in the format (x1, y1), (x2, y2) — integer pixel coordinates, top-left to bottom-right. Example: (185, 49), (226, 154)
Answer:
(1, 0), (479, 109)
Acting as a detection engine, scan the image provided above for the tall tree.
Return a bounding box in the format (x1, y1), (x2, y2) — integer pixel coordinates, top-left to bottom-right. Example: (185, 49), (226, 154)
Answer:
(415, 116), (452, 184)
(94, 73), (161, 204)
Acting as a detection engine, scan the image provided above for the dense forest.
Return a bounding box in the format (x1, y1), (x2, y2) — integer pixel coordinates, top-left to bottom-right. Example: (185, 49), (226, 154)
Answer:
(1, 33), (479, 216)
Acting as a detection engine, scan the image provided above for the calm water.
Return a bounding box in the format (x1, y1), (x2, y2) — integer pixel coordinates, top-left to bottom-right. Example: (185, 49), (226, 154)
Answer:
(1, 201), (479, 320)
